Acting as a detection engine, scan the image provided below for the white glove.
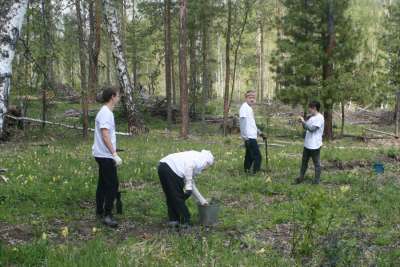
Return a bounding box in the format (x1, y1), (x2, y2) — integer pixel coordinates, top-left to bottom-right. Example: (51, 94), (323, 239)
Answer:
(184, 179), (193, 192)
(112, 153), (122, 166)
(200, 199), (209, 206)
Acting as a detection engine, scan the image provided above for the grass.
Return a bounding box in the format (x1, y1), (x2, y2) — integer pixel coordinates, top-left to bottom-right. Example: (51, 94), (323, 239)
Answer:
(1, 100), (400, 266)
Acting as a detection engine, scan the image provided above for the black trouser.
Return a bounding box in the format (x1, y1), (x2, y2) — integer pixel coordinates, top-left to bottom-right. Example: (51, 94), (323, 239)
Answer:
(158, 162), (191, 224)
(95, 157), (119, 216)
(244, 139), (262, 173)
(299, 147), (321, 181)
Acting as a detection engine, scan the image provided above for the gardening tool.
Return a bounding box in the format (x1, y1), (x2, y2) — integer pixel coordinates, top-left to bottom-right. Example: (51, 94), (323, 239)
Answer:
(198, 199), (220, 226)
(261, 134), (269, 171)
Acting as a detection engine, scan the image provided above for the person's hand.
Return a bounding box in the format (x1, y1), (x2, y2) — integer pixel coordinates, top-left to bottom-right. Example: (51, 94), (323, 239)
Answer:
(297, 116), (305, 123)
(201, 199), (209, 206)
(112, 153), (123, 166)
(260, 132), (266, 140)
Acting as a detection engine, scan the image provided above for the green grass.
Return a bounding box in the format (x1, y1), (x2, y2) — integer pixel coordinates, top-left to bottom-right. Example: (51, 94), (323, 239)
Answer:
(1, 100), (400, 266)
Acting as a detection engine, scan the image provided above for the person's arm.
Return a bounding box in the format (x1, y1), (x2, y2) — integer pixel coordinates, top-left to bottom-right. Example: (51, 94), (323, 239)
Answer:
(298, 116), (319, 132)
(101, 128), (122, 165)
(240, 117), (248, 140)
(101, 128), (115, 154)
(183, 163), (195, 193)
(192, 180), (208, 205)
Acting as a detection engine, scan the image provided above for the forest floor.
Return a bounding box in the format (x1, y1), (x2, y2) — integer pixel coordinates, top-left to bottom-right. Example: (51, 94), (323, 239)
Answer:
(0, 100), (400, 266)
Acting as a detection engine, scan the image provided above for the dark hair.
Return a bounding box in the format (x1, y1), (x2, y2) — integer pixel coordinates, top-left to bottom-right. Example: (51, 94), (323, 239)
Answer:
(102, 87), (118, 103)
(308, 100), (321, 111)
(245, 90), (256, 97)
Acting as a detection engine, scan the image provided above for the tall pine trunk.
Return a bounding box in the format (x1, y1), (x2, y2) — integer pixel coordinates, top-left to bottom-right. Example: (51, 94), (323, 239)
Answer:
(102, 0), (144, 134)
(88, 0), (101, 102)
(164, 0), (173, 126)
(322, 0), (336, 140)
(179, 0), (189, 138)
(75, 0), (89, 138)
(201, 0), (209, 122)
(223, 0), (232, 136)
(0, 0), (29, 139)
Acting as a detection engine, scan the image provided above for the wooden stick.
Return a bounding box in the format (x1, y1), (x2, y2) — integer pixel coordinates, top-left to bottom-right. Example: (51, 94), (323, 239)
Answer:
(364, 128), (399, 138)
(5, 115), (132, 136)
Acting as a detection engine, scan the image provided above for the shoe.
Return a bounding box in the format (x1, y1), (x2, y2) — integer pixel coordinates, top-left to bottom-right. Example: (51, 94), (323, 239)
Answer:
(167, 221), (179, 228)
(293, 177), (304, 185)
(103, 215), (118, 228)
(312, 179), (320, 185)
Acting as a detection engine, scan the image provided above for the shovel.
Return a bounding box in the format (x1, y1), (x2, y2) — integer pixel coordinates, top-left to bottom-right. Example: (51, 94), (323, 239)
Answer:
(262, 135), (269, 172)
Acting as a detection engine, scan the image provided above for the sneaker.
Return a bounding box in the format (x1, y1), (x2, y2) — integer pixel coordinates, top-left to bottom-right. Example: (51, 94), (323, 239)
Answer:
(167, 221), (179, 228)
(293, 177), (304, 185)
(103, 215), (118, 228)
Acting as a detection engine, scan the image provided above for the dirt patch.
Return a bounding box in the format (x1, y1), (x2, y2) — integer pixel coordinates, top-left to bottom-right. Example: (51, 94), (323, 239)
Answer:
(0, 222), (34, 245)
(323, 159), (371, 171)
(256, 223), (293, 256)
(120, 180), (149, 191)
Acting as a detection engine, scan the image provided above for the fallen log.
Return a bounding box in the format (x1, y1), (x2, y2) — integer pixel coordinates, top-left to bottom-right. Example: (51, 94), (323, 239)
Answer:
(5, 115), (132, 136)
(364, 128), (399, 139)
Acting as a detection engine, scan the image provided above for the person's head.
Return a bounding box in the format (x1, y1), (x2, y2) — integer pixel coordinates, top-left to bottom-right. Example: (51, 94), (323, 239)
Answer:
(308, 100), (320, 115)
(102, 87), (120, 107)
(199, 150), (214, 170)
(245, 90), (257, 106)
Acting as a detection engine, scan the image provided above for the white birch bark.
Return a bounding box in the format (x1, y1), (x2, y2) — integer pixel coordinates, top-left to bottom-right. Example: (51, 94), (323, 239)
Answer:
(0, 0), (29, 137)
(102, 0), (144, 134)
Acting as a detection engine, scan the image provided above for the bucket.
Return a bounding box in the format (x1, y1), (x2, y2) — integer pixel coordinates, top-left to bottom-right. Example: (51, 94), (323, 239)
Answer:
(373, 162), (384, 174)
(198, 202), (220, 226)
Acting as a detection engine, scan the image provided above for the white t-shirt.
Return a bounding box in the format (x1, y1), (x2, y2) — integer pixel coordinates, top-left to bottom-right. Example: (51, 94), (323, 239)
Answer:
(92, 105), (116, 158)
(239, 102), (258, 139)
(304, 113), (324, 150)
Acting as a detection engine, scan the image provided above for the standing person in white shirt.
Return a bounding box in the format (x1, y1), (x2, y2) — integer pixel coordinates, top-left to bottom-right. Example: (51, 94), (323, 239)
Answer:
(92, 88), (123, 228)
(158, 150), (213, 228)
(294, 100), (325, 184)
(239, 90), (265, 174)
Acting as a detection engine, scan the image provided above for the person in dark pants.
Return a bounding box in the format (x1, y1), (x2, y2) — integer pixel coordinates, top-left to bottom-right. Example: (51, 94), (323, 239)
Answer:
(295, 101), (325, 184)
(92, 88), (122, 227)
(239, 90), (265, 174)
(158, 150), (214, 228)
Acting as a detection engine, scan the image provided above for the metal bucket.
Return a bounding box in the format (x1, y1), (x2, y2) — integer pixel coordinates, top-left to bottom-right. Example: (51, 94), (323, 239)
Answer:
(198, 203), (220, 226)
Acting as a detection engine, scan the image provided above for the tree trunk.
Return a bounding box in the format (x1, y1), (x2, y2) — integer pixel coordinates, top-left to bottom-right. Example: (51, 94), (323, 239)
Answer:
(75, 0), (89, 138)
(171, 41), (177, 105)
(223, 0), (232, 136)
(189, 30), (198, 116)
(395, 91), (400, 137)
(260, 21), (265, 101)
(322, 0), (336, 140)
(179, 0), (189, 138)
(88, 0), (102, 102)
(201, 0), (209, 122)
(164, 0), (173, 126)
(228, 1), (250, 110)
(0, 0), (29, 138)
(102, 0), (144, 134)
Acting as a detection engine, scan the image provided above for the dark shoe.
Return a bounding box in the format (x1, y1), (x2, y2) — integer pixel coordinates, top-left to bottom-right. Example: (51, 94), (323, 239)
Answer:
(312, 178), (320, 185)
(167, 221), (179, 228)
(103, 215), (118, 228)
(293, 177), (304, 185)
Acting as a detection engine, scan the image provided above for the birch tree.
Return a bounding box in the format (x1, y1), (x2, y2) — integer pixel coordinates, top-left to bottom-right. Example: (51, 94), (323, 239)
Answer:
(102, 0), (144, 134)
(0, 0), (29, 139)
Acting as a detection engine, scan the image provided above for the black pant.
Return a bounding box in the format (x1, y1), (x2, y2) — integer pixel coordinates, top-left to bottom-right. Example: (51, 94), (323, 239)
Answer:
(244, 139), (262, 173)
(95, 157), (119, 216)
(299, 147), (321, 181)
(158, 162), (191, 224)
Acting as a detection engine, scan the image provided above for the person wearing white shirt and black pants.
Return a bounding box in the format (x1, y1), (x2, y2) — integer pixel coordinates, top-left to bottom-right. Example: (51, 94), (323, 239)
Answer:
(295, 101), (325, 185)
(239, 90), (265, 174)
(158, 150), (213, 228)
(92, 88), (123, 228)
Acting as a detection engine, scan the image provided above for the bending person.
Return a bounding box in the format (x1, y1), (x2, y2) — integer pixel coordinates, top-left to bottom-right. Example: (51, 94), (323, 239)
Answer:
(158, 150), (214, 228)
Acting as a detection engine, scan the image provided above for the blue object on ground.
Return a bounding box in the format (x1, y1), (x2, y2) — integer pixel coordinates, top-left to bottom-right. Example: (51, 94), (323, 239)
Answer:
(373, 162), (384, 174)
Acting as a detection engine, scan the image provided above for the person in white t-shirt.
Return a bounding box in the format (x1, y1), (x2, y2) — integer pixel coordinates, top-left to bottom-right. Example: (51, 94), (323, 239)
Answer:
(92, 88), (122, 228)
(239, 90), (265, 174)
(294, 100), (325, 184)
(158, 150), (213, 228)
